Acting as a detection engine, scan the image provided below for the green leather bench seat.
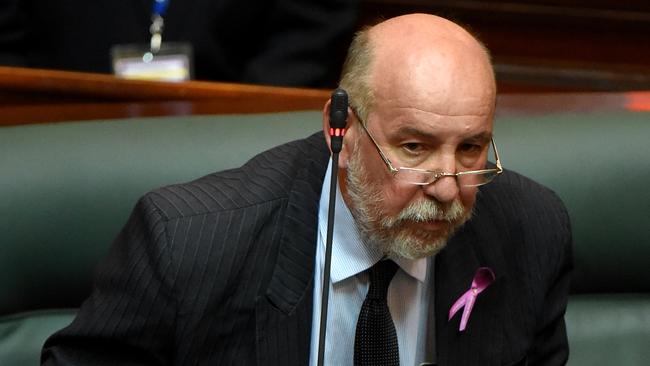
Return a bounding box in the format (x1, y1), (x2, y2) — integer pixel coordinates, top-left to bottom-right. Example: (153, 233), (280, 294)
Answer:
(0, 310), (76, 366)
(566, 294), (650, 365)
(495, 110), (649, 294)
(1, 108), (649, 365)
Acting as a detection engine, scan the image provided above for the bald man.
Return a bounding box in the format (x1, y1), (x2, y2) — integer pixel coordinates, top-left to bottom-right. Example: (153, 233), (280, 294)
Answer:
(43, 14), (572, 366)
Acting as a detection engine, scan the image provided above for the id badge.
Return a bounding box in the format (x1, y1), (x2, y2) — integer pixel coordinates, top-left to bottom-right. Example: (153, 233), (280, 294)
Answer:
(110, 42), (193, 82)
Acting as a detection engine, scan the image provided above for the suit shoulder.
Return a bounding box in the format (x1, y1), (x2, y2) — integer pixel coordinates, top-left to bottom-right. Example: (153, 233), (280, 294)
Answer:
(481, 169), (568, 219)
(476, 169), (572, 251)
(141, 133), (328, 220)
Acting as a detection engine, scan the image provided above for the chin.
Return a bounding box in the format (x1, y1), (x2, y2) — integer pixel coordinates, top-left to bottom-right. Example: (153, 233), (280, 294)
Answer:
(389, 214), (472, 259)
(389, 229), (450, 260)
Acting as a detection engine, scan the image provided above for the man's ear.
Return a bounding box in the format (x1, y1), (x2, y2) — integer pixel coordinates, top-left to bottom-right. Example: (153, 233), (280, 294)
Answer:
(322, 101), (357, 169)
(321, 99), (333, 151)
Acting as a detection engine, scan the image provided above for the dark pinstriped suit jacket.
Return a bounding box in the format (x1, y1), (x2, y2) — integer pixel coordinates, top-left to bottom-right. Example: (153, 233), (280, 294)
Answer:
(42, 132), (572, 366)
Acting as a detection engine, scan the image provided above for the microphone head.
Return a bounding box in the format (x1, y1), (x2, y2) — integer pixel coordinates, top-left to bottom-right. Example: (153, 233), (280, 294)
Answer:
(329, 89), (348, 130)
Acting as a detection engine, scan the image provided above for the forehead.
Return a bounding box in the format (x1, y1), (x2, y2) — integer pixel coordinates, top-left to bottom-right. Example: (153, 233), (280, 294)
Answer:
(375, 52), (493, 109)
(369, 104), (493, 143)
(370, 56), (494, 138)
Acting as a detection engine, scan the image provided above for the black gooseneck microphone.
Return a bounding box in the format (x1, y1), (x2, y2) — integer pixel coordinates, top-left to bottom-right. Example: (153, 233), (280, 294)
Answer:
(328, 89), (348, 153)
(317, 88), (348, 366)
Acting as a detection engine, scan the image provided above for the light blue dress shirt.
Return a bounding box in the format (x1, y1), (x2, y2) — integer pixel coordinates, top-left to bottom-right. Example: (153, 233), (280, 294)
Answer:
(309, 161), (436, 366)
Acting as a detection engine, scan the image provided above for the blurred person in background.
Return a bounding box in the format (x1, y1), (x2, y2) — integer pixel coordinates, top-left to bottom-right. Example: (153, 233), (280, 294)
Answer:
(0, 0), (358, 87)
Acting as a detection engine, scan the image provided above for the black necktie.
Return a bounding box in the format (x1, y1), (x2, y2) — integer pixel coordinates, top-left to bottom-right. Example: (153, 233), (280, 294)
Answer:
(354, 259), (400, 366)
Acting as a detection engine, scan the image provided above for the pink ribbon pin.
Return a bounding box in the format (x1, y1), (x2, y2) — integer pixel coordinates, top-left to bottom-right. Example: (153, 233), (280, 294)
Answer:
(448, 267), (495, 331)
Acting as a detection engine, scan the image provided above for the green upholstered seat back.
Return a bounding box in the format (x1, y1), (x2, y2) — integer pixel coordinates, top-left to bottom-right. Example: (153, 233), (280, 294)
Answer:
(0, 310), (76, 366)
(565, 294), (650, 365)
(494, 110), (650, 294)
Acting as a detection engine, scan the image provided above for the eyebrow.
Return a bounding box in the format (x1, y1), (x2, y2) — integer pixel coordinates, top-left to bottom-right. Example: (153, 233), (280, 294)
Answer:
(392, 126), (437, 141)
(393, 126), (493, 144)
(463, 131), (493, 144)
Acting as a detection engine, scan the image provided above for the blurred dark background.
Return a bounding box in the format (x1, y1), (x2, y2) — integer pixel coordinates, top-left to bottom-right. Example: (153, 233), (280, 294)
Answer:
(1, 0), (648, 92)
(357, 0), (650, 92)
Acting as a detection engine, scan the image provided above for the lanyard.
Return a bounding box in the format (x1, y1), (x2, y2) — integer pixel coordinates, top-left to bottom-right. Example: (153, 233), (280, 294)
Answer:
(150, 0), (170, 52)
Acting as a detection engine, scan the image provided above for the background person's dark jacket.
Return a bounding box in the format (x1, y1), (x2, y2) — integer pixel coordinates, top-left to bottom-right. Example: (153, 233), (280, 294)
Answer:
(0, 0), (358, 87)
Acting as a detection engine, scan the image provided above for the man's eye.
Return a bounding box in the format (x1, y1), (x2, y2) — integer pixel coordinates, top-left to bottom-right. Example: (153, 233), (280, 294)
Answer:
(402, 142), (423, 153)
(459, 143), (482, 154)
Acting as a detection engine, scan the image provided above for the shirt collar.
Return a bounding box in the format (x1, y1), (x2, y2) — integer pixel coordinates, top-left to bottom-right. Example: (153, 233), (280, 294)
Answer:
(318, 160), (427, 284)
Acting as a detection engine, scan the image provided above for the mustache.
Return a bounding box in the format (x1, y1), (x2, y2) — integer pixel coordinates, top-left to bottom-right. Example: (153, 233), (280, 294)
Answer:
(383, 199), (466, 227)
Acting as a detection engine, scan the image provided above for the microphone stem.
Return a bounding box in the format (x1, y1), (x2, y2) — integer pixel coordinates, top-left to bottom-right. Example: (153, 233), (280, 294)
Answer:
(317, 152), (339, 366)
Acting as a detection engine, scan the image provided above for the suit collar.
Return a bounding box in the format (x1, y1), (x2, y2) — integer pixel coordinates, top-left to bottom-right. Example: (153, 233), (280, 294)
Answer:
(264, 133), (329, 314)
(256, 133), (329, 365)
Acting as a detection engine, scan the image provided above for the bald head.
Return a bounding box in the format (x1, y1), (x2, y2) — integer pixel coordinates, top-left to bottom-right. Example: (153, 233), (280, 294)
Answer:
(340, 14), (496, 122)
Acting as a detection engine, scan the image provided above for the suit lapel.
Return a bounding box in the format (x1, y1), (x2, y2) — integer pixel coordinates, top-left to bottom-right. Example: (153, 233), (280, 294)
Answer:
(435, 208), (510, 366)
(255, 134), (329, 366)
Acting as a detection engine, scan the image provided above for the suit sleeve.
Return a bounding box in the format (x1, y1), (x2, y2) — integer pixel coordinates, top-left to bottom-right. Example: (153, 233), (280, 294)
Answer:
(528, 198), (574, 365)
(241, 0), (358, 87)
(42, 195), (177, 365)
(0, 0), (27, 66)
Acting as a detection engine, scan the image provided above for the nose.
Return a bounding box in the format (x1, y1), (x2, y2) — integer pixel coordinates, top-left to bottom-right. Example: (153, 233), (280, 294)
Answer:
(422, 174), (460, 203)
(421, 153), (459, 203)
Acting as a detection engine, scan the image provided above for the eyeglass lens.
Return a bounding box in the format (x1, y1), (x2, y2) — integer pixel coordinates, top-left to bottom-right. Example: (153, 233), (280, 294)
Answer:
(394, 169), (498, 187)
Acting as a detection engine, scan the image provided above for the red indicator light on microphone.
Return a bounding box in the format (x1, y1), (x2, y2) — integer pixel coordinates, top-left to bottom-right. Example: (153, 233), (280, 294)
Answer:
(330, 128), (346, 137)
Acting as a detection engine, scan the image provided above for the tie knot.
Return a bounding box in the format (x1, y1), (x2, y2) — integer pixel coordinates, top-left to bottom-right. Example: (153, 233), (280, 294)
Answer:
(367, 260), (399, 300)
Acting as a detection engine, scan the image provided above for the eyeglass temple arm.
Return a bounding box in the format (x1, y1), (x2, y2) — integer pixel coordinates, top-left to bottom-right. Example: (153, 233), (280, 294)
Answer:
(356, 114), (399, 173)
(491, 138), (503, 172)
